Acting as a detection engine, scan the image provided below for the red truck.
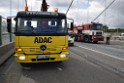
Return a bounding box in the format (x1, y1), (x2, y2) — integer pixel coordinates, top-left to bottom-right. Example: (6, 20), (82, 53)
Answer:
(73, 22), (104, 43)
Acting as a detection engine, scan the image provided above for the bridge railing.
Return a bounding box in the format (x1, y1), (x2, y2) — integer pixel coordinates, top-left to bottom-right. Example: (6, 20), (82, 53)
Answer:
(0, 16), (15, 65)
(0, 16), (15, 46)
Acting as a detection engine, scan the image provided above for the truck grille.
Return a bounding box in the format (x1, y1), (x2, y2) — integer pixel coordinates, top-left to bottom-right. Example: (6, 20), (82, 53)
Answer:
(31, 58), (55, 61)
(96, 32), (102, 36)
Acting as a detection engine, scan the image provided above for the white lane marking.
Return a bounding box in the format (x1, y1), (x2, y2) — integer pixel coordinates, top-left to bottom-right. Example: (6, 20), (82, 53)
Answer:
(91, 44), (124, 52)
(78, 45), (124, 61)
(120, 41), (124, 42)
(23, 67), (31, 70)
(114, 45), (124, 48)
(111, 40), (124, 42)
(57, 67), (62, 71)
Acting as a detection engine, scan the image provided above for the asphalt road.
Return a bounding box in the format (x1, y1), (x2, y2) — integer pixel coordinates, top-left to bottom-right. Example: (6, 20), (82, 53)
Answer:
(0, 41), (124, 83)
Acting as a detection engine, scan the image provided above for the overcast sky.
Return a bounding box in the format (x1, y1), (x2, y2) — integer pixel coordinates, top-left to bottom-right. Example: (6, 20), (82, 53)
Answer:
(0, 0), (123, 28)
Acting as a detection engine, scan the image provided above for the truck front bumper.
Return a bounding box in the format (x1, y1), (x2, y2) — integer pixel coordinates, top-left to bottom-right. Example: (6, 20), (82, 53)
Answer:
(92, 36), (104, 41)
(14, 53), (69, 63)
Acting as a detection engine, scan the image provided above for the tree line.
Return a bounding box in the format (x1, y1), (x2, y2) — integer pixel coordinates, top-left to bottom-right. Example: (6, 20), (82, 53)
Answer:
(103, 25), (124, 33)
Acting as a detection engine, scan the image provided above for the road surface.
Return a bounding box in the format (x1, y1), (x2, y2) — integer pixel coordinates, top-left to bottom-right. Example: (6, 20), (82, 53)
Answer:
(0, 41), (124, 83)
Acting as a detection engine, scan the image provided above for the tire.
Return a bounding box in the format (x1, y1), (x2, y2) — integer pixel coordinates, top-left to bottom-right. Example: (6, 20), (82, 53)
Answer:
(84, 37), (89, 43)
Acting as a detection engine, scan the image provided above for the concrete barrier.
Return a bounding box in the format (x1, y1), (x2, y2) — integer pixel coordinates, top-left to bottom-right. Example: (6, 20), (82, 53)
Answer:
(0, 42), (15, 65)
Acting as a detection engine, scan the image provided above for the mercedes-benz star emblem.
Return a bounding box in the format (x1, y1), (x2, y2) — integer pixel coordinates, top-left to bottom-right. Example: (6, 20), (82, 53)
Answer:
(40, 45), (47, 51)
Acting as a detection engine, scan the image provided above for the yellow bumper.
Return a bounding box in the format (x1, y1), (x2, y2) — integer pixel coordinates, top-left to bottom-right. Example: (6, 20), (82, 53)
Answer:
(14, 53), (69, 63)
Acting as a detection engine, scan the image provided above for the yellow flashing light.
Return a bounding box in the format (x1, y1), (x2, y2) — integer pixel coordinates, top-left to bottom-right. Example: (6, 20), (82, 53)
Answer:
(16, 48), (23, 52)
(25, 6), (28, 11)
(54, 8), (58, 13)
(62, 47), (68, 50)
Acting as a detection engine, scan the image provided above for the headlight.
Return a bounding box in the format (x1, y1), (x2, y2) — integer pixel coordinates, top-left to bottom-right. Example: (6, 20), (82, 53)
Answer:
(60, 54), (66, 58)
(18, 56), (26, 60)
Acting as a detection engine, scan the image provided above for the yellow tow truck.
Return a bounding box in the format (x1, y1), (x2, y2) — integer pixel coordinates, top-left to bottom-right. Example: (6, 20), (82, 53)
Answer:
(7, 0), (71, 66)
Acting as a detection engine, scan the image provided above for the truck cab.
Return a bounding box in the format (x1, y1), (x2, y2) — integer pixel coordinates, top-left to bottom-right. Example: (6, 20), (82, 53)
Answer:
(74, 22), (104, 43)
(7, 11), (69, 64)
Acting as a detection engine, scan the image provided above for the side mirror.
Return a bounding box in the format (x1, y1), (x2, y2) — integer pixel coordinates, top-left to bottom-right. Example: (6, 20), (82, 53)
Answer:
(70, 22), (74, 30)
(7, 18), (12, 33)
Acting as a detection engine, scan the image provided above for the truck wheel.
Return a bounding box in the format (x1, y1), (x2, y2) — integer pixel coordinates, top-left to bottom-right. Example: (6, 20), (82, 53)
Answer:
(84, 37), (89, 43)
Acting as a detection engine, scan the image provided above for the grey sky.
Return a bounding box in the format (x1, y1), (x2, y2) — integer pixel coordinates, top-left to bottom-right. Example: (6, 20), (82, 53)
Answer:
(0, 0), (124, 28)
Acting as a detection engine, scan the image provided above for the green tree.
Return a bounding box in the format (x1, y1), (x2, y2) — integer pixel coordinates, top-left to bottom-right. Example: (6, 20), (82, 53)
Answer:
(103, 25), (109, 30)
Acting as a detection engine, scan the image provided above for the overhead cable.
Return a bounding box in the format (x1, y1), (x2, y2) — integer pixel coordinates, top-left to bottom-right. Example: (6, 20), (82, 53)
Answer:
(93, 0), (116, 21)
(66, 0), (74, 15)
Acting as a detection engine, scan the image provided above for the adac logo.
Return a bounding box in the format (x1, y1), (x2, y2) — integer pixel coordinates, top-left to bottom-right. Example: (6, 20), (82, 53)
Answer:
(34, 37), (52, 43)
(40, 45), (47, 51)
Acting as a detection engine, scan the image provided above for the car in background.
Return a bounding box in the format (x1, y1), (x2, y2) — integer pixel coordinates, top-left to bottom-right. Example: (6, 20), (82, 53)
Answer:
(68, 34), (75, 46)
(114, 33), (124, 40)
(119, 33), (124, 40)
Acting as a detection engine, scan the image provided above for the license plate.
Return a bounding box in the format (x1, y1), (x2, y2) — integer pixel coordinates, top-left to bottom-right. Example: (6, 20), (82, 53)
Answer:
(37, 55), (50, 59)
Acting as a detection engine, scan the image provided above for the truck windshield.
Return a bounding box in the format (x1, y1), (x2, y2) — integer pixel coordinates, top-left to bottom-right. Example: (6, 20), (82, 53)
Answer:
(16, 17), (67, 36)
(92, 24), (103, 30)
